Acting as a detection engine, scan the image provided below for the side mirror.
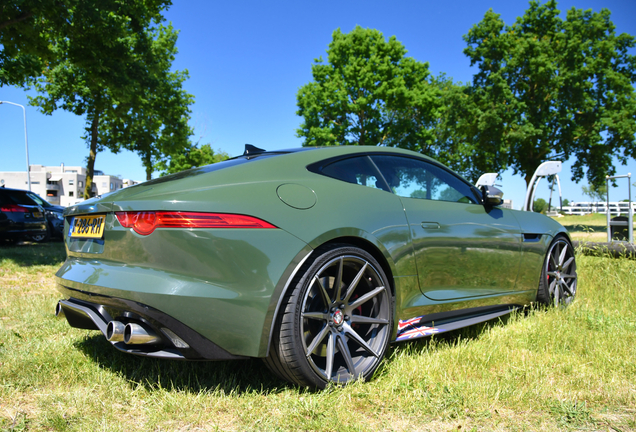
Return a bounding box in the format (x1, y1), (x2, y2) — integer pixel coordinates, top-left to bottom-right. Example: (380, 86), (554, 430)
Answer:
(481, 185), (504, 206)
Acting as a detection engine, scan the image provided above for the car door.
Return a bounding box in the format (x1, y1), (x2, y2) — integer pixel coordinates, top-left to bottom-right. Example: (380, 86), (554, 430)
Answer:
(370, 155), (523, 301)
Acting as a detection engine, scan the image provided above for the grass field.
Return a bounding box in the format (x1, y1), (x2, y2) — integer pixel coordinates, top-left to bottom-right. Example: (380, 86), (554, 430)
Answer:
(553, 213), (634, 242)
(1, 241), (635, 431)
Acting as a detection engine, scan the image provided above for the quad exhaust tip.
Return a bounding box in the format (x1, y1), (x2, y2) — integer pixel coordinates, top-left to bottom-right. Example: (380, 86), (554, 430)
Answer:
(106, 320), (162, 345)
(55, 301), (65, 318)
(106, 321), (126, 342)
(124, 323), (161, 345)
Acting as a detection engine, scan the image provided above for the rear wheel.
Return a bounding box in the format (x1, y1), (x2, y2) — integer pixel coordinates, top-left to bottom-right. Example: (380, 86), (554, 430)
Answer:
(265, 245), (393, 388)
(30, 227), (50, 243)
(537, 236), (577, 306)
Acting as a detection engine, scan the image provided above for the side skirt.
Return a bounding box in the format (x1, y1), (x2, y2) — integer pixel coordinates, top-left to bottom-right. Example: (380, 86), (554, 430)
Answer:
(395, 305), (520, 342)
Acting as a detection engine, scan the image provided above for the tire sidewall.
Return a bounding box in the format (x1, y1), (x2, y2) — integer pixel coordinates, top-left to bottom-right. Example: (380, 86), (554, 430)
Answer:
(537, 235), (576, 306)
(285, 244), (394, 388)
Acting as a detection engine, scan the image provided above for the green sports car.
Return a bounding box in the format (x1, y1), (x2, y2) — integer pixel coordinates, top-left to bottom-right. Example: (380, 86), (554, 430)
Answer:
(55, 145), (577, 388)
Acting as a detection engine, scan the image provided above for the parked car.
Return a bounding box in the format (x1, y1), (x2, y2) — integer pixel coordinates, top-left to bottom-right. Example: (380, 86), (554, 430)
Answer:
(23, 190), (65, 240)
(55, 145), (577, 388)
(0, 187), (48, 242)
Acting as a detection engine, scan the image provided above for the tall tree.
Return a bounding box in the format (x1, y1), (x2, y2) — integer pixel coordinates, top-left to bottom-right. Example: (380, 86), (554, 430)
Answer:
(463, 0), (636, 187)
(24, 2), (193, 197)
(99, 25), (194, 181)
(296, 27), (439, 151)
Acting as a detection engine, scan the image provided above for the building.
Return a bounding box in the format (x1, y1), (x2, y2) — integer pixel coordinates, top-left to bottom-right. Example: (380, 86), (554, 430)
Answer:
(0, 164), (136, 207)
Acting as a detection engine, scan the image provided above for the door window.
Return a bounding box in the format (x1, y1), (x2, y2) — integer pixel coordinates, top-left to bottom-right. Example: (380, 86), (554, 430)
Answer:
(370, 155), (479, 204)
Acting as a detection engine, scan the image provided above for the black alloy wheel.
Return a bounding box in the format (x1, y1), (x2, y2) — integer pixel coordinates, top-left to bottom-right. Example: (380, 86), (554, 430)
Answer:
(265, 245), (393, 388)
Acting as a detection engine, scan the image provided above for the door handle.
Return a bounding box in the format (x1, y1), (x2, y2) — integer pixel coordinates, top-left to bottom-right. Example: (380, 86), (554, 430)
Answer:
(421, 222), (441, 229)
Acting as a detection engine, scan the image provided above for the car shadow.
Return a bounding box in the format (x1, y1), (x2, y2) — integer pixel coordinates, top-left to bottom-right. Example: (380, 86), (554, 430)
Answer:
(75, 314), (517, 395)
(0, 240), (66, 267)
(74, 335), (295, 394)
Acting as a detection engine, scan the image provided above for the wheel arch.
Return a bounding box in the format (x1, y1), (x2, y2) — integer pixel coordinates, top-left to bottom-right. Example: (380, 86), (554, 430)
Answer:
(317, 236), (396, 297)
(259, 229), (398, 358)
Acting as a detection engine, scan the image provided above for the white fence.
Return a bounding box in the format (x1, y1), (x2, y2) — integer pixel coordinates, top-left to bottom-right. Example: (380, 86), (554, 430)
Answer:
(561, 201), (636, 216)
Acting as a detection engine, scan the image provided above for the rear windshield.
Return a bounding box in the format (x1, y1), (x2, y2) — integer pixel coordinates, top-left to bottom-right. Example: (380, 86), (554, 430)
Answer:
(0, 190), (38, 206)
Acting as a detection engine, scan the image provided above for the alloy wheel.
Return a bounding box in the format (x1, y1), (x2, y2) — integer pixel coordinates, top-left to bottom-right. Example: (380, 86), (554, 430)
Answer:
(545, 238), (577, 306)
(299, 254), (391, 383)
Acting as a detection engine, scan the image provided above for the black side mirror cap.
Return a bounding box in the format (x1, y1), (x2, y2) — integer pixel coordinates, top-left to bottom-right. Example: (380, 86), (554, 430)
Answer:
(481, 185), (504, 206)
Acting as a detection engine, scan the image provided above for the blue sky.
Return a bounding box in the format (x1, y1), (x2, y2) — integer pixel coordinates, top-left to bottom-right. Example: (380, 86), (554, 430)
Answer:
(1, 0), (635, 209)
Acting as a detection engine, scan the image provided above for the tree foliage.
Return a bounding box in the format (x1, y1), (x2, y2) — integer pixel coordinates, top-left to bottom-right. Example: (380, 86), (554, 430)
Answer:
(95, 24), (195, 181)
(462, 0), (636, 187)
(296, 26), (469, 171)
(533, 198), (547, 213)
(1, 0), (64, 86)
(582, 183), (607, 203)
(156, 143), (230, 176)
(1, 0), (170, 87)
(11, 1), (194, 197)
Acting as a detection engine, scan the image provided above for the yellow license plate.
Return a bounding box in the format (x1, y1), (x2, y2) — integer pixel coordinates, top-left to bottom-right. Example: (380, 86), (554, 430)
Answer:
(70, 215), (106, 239)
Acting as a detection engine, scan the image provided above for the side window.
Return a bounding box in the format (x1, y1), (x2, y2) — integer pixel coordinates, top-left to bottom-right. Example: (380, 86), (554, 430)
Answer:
(370, 155), (479, 204)
(321, 156), (390, 192)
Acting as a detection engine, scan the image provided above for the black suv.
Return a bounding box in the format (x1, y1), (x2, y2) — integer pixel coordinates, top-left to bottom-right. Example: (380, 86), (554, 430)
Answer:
(0, 187), (48, 242)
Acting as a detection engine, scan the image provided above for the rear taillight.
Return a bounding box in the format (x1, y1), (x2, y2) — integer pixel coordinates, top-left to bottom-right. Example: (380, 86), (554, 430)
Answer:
(115, 211), (276, 236)
(0, 204), (29, 213)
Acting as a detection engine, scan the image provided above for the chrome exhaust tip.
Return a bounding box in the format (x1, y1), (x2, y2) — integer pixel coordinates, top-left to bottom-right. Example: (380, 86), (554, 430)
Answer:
(106, 321), (126, 342)
(55, 301), (65, 318)
(124, 323), (161, 345)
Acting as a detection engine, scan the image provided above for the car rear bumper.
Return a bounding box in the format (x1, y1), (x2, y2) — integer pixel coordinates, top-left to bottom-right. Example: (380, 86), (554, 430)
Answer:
(0, 220), (47, 239)
(56, 227), (311, 357)
(55, 295), (247, 360)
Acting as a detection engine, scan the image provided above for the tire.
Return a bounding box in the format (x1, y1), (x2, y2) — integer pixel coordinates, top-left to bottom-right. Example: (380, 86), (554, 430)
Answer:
(30, 227), (50, 243)
(536, 236), (577, 306)
(265, 244), (393, 388)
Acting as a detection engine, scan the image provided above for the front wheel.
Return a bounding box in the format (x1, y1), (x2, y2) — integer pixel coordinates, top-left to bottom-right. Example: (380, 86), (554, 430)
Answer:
(537, 236), (577, 306)
(265, 245), (393, 388)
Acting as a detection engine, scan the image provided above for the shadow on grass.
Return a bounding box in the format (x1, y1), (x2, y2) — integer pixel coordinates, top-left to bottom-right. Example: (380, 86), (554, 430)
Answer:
(0, 239), (66, 267)
(74, 335), (294, 395)
(74, 313), (519, 395)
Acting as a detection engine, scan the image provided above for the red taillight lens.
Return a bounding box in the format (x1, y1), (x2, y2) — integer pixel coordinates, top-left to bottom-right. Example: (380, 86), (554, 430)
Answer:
(116, 212), (157, 235)
(0, 204), (29, 213)
(115, 211), (276, 235)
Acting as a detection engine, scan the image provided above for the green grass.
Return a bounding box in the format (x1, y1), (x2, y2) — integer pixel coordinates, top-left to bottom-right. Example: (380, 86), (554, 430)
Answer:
(553, 213), (635, 242)
(1, 241), (635, 431)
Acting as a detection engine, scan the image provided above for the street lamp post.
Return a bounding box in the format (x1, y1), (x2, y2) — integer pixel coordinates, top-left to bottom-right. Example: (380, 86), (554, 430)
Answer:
(0, 100), (31, 191)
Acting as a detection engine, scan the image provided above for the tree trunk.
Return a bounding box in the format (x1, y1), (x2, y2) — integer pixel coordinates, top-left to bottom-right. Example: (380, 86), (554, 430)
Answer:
(143, 151), (153, 181)
(83, 110), (100, 199)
